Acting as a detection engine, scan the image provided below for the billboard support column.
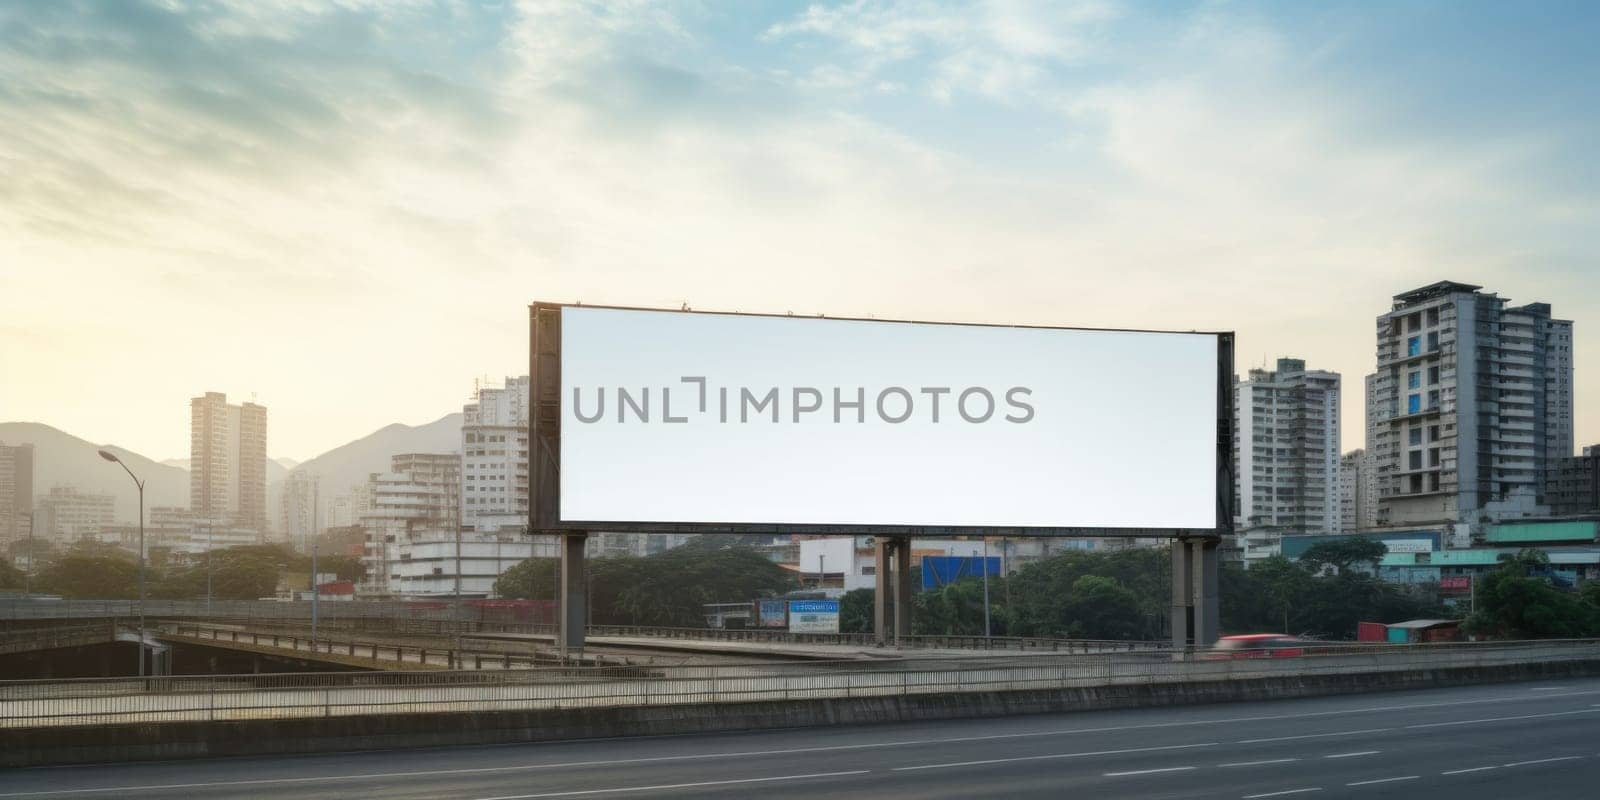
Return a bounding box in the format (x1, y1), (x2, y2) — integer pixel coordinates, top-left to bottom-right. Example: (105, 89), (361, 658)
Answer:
(559, 532), (587, 660)
(893, 536), (912, 646)
(1170, 539), (1193, 652)
(1191, 538), (1220, 648)
(873, 538), (891, 646)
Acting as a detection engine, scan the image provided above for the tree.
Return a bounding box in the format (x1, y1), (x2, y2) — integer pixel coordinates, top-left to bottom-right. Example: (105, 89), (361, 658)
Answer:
(839, 588), (874, 633)
(36, 554), (139, 599)
(1299, 537), (1387, 576)
(1464, 549), (1599, 639)
(496, 546), (797, 627)
(0, 558), (24, 590)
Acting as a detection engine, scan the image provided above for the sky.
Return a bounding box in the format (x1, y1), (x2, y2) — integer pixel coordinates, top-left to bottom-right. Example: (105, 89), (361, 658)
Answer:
(0, 0), (1596, 462)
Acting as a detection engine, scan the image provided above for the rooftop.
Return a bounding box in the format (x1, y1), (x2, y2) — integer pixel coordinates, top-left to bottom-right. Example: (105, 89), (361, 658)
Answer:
(1393, 281), (1483, 306)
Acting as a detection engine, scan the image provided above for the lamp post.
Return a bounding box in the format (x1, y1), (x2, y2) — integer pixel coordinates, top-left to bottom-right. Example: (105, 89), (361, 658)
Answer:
(981, 537), (991, 638)
(98, 450), (145, 678)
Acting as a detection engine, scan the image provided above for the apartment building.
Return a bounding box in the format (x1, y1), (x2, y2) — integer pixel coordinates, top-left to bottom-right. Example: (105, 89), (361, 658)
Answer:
(461, 377), (531, 534)
(190, 392), (268, 539)
(35, 486), (114, 541)
(1233, 358), (1342, 560)
(0, 441), (33, 544)
(1369, 282), (1574, 527)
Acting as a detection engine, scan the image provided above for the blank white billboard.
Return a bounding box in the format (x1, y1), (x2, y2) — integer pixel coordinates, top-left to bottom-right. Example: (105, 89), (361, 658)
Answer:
(559, 307), (1220, 530)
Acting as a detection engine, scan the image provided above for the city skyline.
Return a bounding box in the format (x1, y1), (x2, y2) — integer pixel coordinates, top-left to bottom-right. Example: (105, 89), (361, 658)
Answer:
(2, 1), (1597, 461)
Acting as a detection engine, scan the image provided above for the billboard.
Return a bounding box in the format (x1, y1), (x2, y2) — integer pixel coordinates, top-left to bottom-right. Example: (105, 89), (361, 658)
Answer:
(921, 555), (1002, 590)
(531, 304), (1233, 535)
(788, 599), (841, 633)
(756, 598), (788, 628)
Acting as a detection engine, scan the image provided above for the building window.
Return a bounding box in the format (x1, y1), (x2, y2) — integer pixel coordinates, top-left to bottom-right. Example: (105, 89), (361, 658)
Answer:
(1407, 336), (1421, 357)
(1427, 331), (1439, 351)
(1408, 372), (1421, 389)
(1428, 366), (1440, 385)
(1409, 428), (1423, 445)
(1408, 394), (1421, 414)
(1409, 452), (1423, 470)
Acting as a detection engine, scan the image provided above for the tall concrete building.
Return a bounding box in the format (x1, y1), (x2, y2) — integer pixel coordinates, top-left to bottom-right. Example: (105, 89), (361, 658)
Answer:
(1369, 282), (1574, 527)
(461, 377), (530, 534)
(1547, 444), (1599, 516)
(278, 470), (320, 553)
(1338, 450), (1365, 533)
(190, 392), (268, 539)
(1233, 358), (1342, 558)
(0, 441), (33, 544)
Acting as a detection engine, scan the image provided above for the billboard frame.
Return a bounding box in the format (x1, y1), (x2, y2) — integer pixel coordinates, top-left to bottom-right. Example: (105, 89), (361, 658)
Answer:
(530, 301), (1234, 539)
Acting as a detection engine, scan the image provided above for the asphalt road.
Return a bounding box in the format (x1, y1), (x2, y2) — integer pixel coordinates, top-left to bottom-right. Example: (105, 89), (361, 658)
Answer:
(6, 678), (1600, 799)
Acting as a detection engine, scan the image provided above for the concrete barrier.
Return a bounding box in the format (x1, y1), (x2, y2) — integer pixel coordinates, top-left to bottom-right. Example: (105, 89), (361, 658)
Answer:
(6, 657), (1600, 767)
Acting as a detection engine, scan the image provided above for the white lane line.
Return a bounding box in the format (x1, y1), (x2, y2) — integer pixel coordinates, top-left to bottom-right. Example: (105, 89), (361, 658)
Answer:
(1242, 789), (1322, 798)
(7, 687), (1600, 797)
(1220, 758), (1301, 768)
(1324, 751), (1380, 759)
(1504, 756), (1584, 767)
(1238, 728), (1392, 744)
(1104, 766), (1195, 777)
(1346, 776), (1419, 786)
(1442, 766), (1499, 775)
(473, 770), (872, 800)
(1406, 709), (1600, 729)
(892, 742), (1220, 772)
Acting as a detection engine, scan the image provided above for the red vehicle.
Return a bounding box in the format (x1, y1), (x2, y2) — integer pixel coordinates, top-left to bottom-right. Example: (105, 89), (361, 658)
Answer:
(1207, 634), (1308, 659)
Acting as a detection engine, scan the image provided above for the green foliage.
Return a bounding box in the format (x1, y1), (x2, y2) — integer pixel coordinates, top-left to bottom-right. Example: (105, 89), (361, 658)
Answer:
(0, 558), (24, 590)
(839, 588), (874, 633)
(496, 545), (797, 627)
(1464, 549), (1600, 639)
(37, 553), (139, 598)
(1299, 537), (1388, 575)
(1002, 548), (1169, 640)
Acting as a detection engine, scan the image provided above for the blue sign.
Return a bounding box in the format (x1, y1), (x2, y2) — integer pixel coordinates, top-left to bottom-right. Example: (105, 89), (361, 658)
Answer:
(787, 599), (840, 632)
(921, 556), (1002, 590)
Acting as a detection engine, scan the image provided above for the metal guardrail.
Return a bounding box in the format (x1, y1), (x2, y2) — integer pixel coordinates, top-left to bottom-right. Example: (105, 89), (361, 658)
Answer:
(4, 639), (1598, 730)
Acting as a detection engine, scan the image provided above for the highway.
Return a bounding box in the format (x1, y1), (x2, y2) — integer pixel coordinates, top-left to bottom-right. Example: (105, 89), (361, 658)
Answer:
(4, 678), (1600, 799)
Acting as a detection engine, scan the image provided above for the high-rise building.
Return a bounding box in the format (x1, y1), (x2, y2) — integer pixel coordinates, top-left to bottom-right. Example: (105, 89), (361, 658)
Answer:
(1370, 282), (1574, 527)
(190, 392), (268, 540)
(1233, 358), (1342, 557)
(36, 486), (115, 541)
(461, 377), (531, 534)
(278, 470), (320, 553)
(1547, 444), (1599, 516)
(1338, 450), (1365, 533)
(0, 441), (34, 544)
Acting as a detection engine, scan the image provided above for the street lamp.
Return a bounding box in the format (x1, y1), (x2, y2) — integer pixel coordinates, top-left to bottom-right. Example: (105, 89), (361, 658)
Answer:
(98, 449), (146, 678)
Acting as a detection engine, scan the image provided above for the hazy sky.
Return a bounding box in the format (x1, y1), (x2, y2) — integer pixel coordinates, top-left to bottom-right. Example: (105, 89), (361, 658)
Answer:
(1, 0), (1596, 462)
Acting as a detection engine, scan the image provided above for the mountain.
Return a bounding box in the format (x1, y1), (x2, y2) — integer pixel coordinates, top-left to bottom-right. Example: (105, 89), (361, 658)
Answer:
(0, 422), (189, 523)
(288, 412), (463, 507)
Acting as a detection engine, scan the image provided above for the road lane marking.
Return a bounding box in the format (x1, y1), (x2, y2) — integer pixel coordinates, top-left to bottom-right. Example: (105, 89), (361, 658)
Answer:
(7, 686), (1600, 797)
(1104, 766), (1195, 777)
(1324, 751), (1379, 759)
(1238, 728), (1391, 744)
(1406, 709), (1600, 729)
(1503, 756), (1584, 767)
(1242, 789), (1322, 798)
(1220, 758), (1301, 767)
(472, 770), (872, 800)
(1442, 766), (1499, 775)
(891, 742), (1220, 772)
(1346, 776), (1418, 786)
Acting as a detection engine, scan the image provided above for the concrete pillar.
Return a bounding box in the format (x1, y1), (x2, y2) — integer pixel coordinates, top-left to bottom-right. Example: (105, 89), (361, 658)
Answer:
(1191, 538), (1220, 648)
(873, 538), (891, 646)
(1170, 539), (1193, 651)
(559, 532), (588, 658)
(893, 536), (912, 645)
(1171, 537), (1221, 651)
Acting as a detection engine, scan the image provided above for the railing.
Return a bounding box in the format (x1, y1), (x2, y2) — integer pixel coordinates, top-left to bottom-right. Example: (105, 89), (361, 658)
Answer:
(4, 639), (1598, 730)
